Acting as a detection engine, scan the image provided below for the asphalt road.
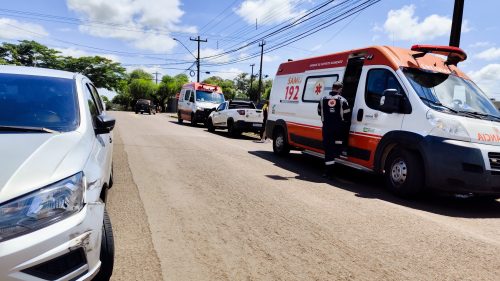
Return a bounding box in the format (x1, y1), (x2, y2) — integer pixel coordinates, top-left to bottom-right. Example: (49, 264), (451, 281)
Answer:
(107, 111), (500, 281)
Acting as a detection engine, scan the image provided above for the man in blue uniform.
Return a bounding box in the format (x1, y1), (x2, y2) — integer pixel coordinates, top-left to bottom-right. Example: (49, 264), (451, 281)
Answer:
(317, 81), (350, 178)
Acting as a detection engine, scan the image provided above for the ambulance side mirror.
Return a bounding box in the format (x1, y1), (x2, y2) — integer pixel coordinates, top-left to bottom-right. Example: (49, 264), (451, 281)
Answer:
(379, 89), (402, 113)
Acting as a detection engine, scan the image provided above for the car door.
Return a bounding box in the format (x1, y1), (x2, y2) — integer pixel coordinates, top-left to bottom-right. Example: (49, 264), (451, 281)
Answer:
(84, 82), (112, 185)
(213, 102), (227, 125)
(349, 66), (408, 169)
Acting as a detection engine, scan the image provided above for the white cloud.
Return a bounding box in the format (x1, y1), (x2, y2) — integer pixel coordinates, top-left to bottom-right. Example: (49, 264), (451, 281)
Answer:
(469, 41), (492, 48)
(382, 5), (469, 42)
(54, 47), (120, 62)
(213, 68), (244, 80)
(235, 0), (302, 25)
(263, 54), (279, 62)
(66, 0), (196, 53)
(468, 64), (500, 98)
(311, 44), (322, 51)
(0, 18), (49, 40)
(125, 65), (162, 76)
(476, 47), (500, 61)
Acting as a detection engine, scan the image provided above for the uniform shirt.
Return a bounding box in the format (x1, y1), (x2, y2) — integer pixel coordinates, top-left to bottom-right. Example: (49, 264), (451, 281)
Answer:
(317, 93), (350, 123)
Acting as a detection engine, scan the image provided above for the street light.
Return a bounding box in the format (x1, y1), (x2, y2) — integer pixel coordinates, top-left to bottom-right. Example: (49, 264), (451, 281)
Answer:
(172, 38), (196, 59)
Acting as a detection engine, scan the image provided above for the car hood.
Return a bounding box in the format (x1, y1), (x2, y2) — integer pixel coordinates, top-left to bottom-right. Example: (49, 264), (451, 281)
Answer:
(0, 131), (91, 203)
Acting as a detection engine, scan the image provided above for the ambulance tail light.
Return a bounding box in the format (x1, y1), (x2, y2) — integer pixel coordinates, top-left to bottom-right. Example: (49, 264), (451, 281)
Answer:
(237, 110), (245, 115)
(411, 45), (467, 65)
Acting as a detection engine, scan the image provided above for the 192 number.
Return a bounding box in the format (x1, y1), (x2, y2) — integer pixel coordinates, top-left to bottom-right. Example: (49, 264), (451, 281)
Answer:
(285, 85), (299, 100)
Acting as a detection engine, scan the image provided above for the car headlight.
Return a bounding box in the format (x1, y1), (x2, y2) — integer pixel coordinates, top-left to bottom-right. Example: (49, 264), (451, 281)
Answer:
(0, 172), (84, 242)
(426, 110), (471, 142)
(196, 106), (203, 111)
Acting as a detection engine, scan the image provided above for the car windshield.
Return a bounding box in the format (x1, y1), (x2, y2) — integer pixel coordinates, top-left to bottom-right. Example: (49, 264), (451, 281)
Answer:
(403, 67), (499, 119)
(0, 73), (79, 132)
(196, 90), (224, 103)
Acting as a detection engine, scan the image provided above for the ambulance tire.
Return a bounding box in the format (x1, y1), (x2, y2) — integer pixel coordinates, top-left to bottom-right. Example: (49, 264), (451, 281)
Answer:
(177, 112), (183, 124)
(207, 118), (215, 132)
(93, 209), (114, 281)
(272, 127), (290, 156)
(385, 148), (423, 198)
(190, 113), (197, 126)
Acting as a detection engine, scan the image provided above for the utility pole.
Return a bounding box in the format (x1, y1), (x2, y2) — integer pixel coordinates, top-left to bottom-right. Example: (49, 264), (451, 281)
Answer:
(190, 36), (208, 82)
(257, 40), (265, 102)
(449, 0), (465, 47)
(249, 63), (255, 96)
(152, 71), (160, 84)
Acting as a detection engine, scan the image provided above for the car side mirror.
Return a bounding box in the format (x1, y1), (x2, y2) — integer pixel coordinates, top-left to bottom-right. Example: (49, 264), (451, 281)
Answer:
(95, 114), (116, 134)
(189, 96), (194, 103)
(379, 89), (402, 114)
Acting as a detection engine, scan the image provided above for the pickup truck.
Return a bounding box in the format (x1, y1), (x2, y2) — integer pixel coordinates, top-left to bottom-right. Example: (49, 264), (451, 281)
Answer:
(207, 100), (263, 137)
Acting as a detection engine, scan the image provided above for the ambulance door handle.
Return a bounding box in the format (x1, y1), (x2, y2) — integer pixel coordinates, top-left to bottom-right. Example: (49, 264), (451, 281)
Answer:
(357, 109), (364, 122)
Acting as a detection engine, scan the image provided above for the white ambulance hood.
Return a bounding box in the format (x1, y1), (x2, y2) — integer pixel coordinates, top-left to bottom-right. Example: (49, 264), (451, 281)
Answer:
(0, 131), (90, 203)
(196, 101), (220, 109)
(462, 117), (500, 145)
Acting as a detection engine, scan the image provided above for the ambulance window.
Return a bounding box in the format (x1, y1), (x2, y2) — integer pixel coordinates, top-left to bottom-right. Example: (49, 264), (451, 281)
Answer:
(302, 75), (339, 102)
(184, 90), (190, 101)
(365, 69), (405, 110)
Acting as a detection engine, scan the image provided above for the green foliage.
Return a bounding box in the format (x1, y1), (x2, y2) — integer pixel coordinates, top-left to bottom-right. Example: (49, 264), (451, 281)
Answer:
(0, 40), (126, 91)
(129, 78), (157, 101)
(62, 56), (126, 90)
(0, 40), (62, 68)
(129, 69), (153, 81)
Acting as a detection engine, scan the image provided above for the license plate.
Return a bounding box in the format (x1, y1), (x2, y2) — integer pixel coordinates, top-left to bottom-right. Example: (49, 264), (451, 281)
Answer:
(253, 123), (262, 128)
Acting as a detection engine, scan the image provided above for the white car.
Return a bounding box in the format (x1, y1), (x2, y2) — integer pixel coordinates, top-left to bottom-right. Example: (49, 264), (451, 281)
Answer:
(0, 66), (115, 281)
(207, 100), (263, 137)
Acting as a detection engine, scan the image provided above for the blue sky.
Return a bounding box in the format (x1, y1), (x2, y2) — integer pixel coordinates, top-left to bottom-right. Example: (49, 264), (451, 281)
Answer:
(1, 0), (499, 98)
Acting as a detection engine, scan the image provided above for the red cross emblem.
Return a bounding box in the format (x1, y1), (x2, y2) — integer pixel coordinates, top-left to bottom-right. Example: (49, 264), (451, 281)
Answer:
(314, 81), (323, 95)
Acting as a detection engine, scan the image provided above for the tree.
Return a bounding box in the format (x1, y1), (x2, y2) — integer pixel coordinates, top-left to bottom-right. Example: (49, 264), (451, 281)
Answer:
(0, 40), (62, 68)
(129, 78), (157, 101)
(62, 56), (126, 90)
(129, 69), (154, 81)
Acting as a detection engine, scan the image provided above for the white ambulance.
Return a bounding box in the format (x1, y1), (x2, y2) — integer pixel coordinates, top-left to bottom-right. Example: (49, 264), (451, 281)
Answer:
(177, 82), (225, 126)
(267, 45), (500, 198)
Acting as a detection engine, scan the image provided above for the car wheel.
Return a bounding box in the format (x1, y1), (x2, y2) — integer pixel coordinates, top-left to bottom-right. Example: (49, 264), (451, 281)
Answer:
(177, 111), (183, 124)
(93, 209), (114, 281)
(227, 120), (240, 138)
(207, 118), (215, 132)
(272, 127), (290, 156)
(384, 148), (423, 198)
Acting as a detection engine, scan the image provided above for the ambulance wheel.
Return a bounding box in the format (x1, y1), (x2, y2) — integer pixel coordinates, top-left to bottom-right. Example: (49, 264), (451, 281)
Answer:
(273, 127), (290, 156)
(385, 148), (423, 198)
(93, 209), (114, 281)
(190, 114), (197, 126)
(207, 118), (215, 132)
(177, 112), (183, 124)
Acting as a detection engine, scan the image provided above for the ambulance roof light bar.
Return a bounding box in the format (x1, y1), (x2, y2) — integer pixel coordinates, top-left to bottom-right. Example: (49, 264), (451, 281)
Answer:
(411, 44), (467, 66)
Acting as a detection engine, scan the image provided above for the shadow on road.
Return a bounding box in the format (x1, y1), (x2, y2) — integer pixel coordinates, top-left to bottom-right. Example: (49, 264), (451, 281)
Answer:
(249, 150), (500, 219)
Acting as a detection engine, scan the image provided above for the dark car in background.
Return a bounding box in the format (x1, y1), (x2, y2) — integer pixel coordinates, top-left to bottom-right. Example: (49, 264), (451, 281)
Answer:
(135, 99), (156, 115)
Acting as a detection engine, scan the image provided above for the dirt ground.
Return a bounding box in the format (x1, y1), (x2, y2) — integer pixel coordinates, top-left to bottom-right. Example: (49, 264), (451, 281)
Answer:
(107, 111), (500, 281)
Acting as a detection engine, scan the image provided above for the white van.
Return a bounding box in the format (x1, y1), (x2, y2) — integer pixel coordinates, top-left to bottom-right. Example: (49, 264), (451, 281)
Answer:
(177, 82), (225, 125)
(0, 66), (115, 280)
(267, 45), (500, 198)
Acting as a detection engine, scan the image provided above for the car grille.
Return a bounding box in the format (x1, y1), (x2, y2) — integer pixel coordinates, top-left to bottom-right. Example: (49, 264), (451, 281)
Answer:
(488, 152), (500, 170)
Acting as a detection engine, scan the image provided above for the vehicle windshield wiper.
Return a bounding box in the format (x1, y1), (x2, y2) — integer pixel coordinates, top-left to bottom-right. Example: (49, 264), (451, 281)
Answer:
(418, 97), (458, 113)
(459, 111), (500, 121)
(0, 125), (58, 133)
